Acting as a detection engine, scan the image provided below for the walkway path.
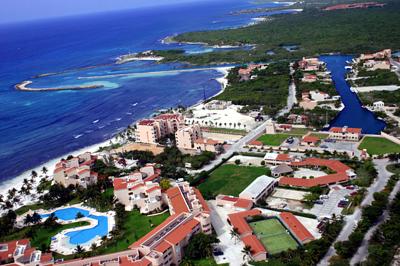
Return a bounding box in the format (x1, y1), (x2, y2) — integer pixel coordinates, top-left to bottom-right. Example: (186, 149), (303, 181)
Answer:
(350, 165), (400, 265)
(318, 159), (392, 265)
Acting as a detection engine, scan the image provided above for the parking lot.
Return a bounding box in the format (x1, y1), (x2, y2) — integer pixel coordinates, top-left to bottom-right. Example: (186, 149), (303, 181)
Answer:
(320, 140), (360, 157)
(309, 185), (352, 218)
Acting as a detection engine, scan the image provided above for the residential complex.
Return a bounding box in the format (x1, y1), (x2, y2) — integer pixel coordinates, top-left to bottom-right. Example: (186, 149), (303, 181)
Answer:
(135, 114), (183, 144)
(0, 239), (53, 265)
(328, 126), (362, 141)
(239, 175), (278, 203)
(175, 124), (202, 150)
(53, 152), (98, 188)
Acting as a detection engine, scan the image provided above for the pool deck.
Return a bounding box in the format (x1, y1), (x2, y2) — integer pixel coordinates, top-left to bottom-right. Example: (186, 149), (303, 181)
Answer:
(38, 204), (115, 255)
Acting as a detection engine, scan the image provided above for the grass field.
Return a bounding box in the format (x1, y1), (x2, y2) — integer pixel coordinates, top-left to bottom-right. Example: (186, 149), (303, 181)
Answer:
(202, 127), (247, 135)
(198, 164), (269, 198)
(257, 134), (293, 146)
(250, 219), (298, 255)
(359, 137), (400, 155)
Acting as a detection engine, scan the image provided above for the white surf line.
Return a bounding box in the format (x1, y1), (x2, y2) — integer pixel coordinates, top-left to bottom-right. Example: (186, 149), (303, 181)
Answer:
(77, 67), (229, 80)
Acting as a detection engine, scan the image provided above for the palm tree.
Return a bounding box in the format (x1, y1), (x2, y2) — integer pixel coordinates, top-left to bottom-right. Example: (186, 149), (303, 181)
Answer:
(0, 194), (3, 203)
(75, 245), (84, 255)
(23, 178), (29, 186)
(42, 166), (48, 176)
(31, 170), (38, 179)
(242, 245), (252, 261)
(230, 227), (240, 244)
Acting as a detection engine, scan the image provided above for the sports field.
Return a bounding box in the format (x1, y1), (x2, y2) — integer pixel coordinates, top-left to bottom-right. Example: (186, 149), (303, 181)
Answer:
(250, 218), (298, 255)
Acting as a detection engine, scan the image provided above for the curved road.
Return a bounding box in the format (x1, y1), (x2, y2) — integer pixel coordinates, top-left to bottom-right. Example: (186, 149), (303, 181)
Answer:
(318, 159), (392, 265)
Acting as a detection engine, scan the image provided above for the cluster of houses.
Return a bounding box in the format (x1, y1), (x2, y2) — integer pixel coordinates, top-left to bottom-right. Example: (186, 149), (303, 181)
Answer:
(238, 64), (267, 81)
(356, 49), (393, 71)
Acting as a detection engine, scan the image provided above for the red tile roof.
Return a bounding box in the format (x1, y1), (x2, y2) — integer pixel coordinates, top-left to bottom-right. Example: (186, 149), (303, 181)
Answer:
(153, 240), (172, 253)
(302, 136), (320, 143)
(143, 173), (160, 182)
(193, 188), (210, 213)
(164, 218), (200, 245)
(194, 138), (220, 145)
(234, 198), (253, 210)
(241, 235), (267, 256)
(329, 127), (362, 134)
(276, 154), (291, 162)
(228, 209), (262, 236)
(138, 119), (155, 126)
(120, 256), (152, 266)
(154, 113), (181, 121)
(166, 187), (190, 214)
(146, 186), (160, 194)
(279, 212), (314, 243)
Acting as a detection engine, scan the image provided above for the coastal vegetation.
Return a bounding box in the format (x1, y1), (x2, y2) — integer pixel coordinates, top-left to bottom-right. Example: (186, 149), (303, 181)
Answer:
(358, 89), (400, 106)
(215, 62), (290, 116)
(198, 164), (270, 199)
(156, 0), (400, 65)
(351, 69), (400, 87)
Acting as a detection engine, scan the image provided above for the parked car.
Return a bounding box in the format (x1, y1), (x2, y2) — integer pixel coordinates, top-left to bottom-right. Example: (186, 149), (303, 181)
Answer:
(320, 145), (328, 149)
(213, 248), (224, 256)
(320, 195), (329, 200)
(346, 185), (355, 190)
(338, 200), (349, 208)
(286, 137), (294, 144)
(315, 200), (324, 204)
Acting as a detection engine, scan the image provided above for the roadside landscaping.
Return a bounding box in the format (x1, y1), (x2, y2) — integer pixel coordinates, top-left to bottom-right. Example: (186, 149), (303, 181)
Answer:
(358, 137), (400, 155)
(198, 164), (270, 199)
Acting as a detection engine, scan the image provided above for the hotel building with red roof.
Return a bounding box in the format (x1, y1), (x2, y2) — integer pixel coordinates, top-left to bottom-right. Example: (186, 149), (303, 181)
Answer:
(135, 113), (183, 144)
(328, 126), (362, 141)
(279, 157), (356, 188)
(53, 152), (98, 188)
(0, 239), (53, 266)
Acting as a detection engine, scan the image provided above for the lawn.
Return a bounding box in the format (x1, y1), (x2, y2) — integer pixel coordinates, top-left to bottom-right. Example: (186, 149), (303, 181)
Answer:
(203, 127), (247, 136)
(308, 133), (329, 140)
(94, 210), (170, 255)
(250, 218), (298, 255)
(359, 137), (400, 155)
(198, 164), (269, 198)
(15, 203), (46, 216)
(0, 221), (89, 249)
(257, 134), (293, 146)
(289, 128), (311, 136)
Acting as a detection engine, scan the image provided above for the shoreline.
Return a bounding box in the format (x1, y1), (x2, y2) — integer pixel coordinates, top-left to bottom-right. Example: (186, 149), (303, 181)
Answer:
(0, 67), (231, 214)
(15, 80), (104, 92)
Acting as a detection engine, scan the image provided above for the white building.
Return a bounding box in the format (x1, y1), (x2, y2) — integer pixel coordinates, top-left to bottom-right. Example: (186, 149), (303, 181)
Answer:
(239, 175), (278, 203)
(373, 101), (385, 111)
(310, 90), (330, 102)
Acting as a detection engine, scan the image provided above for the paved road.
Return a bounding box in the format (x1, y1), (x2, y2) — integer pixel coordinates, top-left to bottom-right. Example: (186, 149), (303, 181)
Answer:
(200, 120), (269, 172)
(350, 164), (400, 265)
(318, 159), (392, 265)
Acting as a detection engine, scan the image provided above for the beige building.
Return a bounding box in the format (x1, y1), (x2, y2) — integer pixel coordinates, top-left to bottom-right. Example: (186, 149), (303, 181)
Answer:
(175, 124), (202, 150)
(53, 152), (98, 188)
(194, 138), (223, 153)
(113, 174), (162, 214)
(329, 126), (362, 141)
(135, 113), (183, 144)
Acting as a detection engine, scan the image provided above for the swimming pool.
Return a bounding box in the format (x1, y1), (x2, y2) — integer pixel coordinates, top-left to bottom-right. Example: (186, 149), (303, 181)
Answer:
(41, 207), (109, 245)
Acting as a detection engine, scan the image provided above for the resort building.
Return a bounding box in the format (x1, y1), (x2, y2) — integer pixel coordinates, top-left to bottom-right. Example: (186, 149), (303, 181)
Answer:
(263, 153), (295, 165)
(113, 174), (162, 213)
(238, 64), (264, 81)
(175, 124), (202, 150)
(271, 164), (293, 177)
(301, 135), (320, 146)
(328, 126), (362, 141)
(0, 239), (53, 265)
(279, 157), (356, 188)
(216, 195), (253, 211)
(53, 152), (98, 188)
(279, 212), (314, 244)
(194, 138), (223, 153)
(135, 113), (183, 144)
(239, 175), (278, 203)
(298, 57), (324, 72)
(310, 90), (330, 102)
(205, 100), (232, 110)
(372, 101), (385, 111)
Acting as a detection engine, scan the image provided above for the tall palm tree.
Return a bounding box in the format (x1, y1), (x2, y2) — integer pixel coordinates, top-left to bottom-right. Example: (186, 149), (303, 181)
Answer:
(75, 245), (84, 255)
(31, 170), (38, 179)
(242, 245), (252, 261)
(42, 166), (48, 175)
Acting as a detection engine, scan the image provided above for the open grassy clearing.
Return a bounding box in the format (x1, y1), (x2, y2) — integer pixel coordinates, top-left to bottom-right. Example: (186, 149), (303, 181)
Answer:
(198, 164), (269, 198)
(359, 137), (400, 155)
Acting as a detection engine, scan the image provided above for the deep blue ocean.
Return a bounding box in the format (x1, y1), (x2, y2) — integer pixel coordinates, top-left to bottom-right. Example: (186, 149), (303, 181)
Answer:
(0, 0), (292, 182)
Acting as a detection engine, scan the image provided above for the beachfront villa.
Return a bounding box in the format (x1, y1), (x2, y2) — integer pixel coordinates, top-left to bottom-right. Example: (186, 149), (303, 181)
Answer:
(135, 113), (183, 144)
(53, 152), (98, 188)
(0, 239), (53, 265)
(113, 174), (162, 213)
(328, 126), (362, 141)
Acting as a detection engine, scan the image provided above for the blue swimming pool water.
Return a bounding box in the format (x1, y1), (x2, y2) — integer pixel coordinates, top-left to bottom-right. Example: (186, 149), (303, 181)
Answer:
(321, 55), (386, 134)
(41, 207), (109, 245)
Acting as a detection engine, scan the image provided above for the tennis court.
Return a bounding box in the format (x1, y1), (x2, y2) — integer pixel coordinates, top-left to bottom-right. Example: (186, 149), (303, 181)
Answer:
(250, 218), (298, 254)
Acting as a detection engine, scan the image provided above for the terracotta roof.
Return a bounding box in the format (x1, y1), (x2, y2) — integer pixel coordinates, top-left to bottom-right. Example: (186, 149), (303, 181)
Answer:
(329, 127), (362, 134)
(146, 186), (160, 194)
(164, 218), (200, 245)
(279, 172), (349, 188)
(40, 253), (53, 263)
(248, 140), (263, 146)
(234, 198), (253, 209)
(138, 119), (155, 126)
(228, 209), (262, 236)
(120, 256), (152, 266)
(302, 136), (320, 143)
(241, 235), (267, 256)
(194, 138), (220, 145)
(279, 212), (314, 243)
(291, 158), (350, 172)
(221, 195), (239, 202)
(154, 113), (181, 121)
(153, 240), (172, 253)
(166, 187), (190, 214)
(276, 154), (291, 161)
(143, 173), (160, 183)
(78, 168), (90, 175)
(130, 214), (181, 248)
(193, 188), (210, 213)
